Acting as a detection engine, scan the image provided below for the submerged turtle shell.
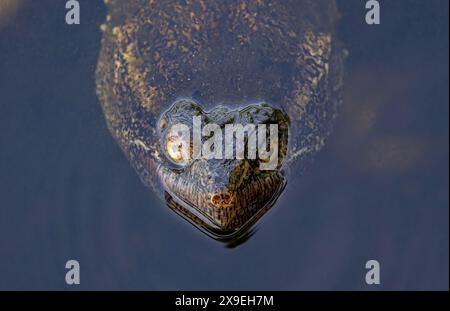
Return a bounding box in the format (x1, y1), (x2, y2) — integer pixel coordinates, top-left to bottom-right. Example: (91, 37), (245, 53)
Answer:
(96, 0), (344, 203)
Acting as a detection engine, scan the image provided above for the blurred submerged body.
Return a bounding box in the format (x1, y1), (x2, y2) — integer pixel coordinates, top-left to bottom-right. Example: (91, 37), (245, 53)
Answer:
(0, 0), (25, 31)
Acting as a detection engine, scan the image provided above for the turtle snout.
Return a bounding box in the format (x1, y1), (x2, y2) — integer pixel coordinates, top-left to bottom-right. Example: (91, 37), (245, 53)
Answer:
(209, 189), (234, 208)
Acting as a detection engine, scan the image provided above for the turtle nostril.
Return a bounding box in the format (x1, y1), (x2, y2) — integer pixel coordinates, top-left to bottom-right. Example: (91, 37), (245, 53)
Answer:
(222, 192), (232, 204)
(211, 194), (221, 205)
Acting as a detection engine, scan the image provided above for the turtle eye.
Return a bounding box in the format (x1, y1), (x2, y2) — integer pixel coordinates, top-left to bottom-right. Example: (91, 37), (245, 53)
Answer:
(164, 124), (192, 165)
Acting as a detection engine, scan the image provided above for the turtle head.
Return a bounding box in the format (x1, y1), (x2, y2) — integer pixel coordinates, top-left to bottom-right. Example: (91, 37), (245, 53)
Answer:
(156, 99), (289, 243)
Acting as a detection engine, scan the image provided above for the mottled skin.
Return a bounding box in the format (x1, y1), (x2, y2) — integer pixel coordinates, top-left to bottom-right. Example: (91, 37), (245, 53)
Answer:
(96, 0), (344, 242)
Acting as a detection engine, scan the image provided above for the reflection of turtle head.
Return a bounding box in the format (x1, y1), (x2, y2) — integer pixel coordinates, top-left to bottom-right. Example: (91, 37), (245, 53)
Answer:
(156, 99), (289, 241)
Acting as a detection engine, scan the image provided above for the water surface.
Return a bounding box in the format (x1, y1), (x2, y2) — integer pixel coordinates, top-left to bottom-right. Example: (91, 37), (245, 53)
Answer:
(0, 0), (448, 290)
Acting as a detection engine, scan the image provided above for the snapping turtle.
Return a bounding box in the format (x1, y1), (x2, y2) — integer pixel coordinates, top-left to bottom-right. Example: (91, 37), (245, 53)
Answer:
(96, 0), (344, 243)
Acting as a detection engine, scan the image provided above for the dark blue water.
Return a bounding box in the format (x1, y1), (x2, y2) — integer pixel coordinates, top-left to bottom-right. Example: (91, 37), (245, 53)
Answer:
(0, 0), (448, 290)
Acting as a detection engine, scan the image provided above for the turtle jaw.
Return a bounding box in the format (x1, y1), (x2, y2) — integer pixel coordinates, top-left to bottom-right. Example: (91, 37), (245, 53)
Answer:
(158, 160), (286, 241)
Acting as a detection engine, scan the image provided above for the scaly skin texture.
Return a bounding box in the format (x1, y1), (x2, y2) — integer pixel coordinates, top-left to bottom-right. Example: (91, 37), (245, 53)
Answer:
(96, 0), (344, 242)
